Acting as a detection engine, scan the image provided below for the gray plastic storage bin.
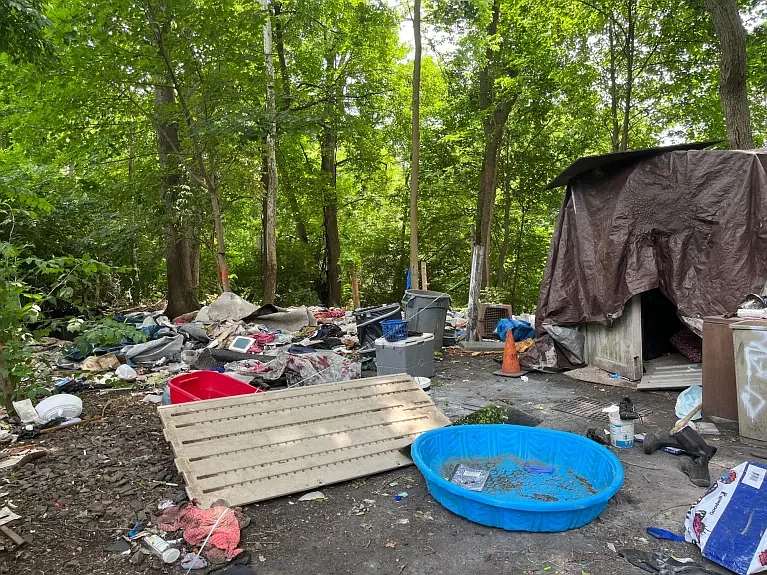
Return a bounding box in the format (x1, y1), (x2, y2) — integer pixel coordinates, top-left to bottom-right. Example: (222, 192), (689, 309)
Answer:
(375, 333), (435, 378)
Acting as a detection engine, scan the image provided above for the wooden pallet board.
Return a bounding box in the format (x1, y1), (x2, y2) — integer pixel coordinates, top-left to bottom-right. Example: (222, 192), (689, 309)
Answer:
(158, 374), (450, 507)
(637, 355), (702, 390)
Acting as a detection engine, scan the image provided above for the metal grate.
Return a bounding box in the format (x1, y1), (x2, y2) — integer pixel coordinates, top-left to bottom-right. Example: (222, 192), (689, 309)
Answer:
(551, 397), (653, 422)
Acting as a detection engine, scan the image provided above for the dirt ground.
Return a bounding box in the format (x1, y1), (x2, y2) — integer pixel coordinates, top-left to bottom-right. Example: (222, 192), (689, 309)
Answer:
(1, 353), (754, 575)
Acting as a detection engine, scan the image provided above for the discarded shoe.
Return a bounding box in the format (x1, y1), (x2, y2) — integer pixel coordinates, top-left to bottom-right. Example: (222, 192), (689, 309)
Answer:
(674, 427), (717, 459)
(679, 455), (711, 488)
(180, 552), (208, 571)
(586, 428), (609, 446)
(619, 396), (640, 420)
(644, 427), (716, 460)
(620, 549), (718, 574)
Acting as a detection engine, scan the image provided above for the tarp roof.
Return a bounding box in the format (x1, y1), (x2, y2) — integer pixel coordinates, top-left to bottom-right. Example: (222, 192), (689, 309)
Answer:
(546, 141), (722, 189)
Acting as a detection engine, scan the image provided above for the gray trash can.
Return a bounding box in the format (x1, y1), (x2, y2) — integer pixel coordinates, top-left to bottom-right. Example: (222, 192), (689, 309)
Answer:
(731, 320), (767, 444)
(402, 289), (451, 349)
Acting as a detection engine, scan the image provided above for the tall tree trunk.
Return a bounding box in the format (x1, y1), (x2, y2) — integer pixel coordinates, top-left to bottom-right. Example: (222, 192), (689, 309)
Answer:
(154, 83), (200, 319)
(609, 21), (620, 152)
(320, 52), (342, 307)
(468, 0), (514, 340)
(261, 0), (278, 304)
(620, 0), (635, 151)
(154, 19), (231, 291)
(496, 133), (511, 287)
(409, 0), (422, 290)
(273, 0), (309, 243)
(704, 0), (755, 149)
(321, 130), (341, 306)
(510, 204), (526, 313)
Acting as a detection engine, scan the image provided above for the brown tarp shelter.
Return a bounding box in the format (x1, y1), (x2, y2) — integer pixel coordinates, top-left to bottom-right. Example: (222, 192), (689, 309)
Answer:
(535, 145), (767, 356)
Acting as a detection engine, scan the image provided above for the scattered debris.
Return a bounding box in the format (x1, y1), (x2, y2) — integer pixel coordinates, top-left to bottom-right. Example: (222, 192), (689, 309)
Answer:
(385, 540), (397, 548)
(155, 502), (245, 562)
(0, 524), (26, 547)
(0, 507), (21, 527)
(297, 491), (325, 502)
(180, 551), (208, 570)
(142, 533), (180, 563)
(12, 399), (40, 425)
(451, 465), (489, 491)
(394, 492), (409, 501)
(0, 447), (46, 472)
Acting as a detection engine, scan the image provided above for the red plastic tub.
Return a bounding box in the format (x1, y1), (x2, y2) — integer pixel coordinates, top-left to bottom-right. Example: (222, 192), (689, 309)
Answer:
(169, 371), (264, 404)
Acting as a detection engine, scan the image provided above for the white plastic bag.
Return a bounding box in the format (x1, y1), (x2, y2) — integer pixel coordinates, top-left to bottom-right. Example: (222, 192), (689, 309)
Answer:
(675, 384), (702, 420)
(116, 363), (138, 382)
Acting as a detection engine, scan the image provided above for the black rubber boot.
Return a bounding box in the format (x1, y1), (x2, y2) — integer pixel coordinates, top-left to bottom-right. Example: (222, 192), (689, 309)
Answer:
(680, 455), (712, 488)
(619, 396), (640, 420)
(674, 427), (717, 459)
(643, 433), (682, 455)
(643, 427), (717, 459)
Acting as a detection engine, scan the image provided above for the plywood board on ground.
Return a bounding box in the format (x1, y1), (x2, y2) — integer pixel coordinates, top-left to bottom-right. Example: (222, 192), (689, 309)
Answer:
(158, 374), (450, 507)
(565, 366), (636, 390)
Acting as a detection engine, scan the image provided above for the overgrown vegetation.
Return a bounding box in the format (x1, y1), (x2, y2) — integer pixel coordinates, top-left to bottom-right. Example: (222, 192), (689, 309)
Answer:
(0, 0), (765, 405)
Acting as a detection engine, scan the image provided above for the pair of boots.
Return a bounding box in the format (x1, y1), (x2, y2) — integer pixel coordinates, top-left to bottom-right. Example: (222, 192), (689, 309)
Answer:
(644, 427), (717, 487)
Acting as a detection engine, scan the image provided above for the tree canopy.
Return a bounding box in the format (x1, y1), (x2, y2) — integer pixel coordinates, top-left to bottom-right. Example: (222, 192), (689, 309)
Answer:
(1, 0), (765, 322)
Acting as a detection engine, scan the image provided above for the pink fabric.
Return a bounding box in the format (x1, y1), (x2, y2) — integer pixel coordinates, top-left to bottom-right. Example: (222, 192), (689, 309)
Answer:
(156, 502), (243, 562)
(253, 332), (275, 345)
(314, 309), (345, 318)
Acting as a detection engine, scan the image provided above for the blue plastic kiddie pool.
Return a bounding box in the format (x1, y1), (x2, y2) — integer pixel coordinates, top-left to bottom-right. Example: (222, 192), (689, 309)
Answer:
(412, 425), (624, 532)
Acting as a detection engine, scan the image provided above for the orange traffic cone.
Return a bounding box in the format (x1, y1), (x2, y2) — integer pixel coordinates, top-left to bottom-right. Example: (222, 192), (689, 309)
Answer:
(494, 328), (527, 378)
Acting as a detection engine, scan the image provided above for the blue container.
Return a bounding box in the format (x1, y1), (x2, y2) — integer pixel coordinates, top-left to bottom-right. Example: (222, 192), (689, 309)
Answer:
(381, 319), (408, 342)
(412, 425), (624, 532)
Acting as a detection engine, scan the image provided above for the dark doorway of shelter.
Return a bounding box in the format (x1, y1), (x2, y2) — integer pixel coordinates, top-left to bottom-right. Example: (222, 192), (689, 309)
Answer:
(641, 289), (701, 364)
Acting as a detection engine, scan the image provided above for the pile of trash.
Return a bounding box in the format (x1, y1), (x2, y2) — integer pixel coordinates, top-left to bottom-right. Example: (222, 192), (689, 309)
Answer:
(27, 292), (363, 405)
(106, 499), (254, 572)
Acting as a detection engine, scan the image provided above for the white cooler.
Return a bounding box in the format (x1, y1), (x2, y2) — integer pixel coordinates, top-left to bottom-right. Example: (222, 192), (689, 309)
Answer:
(375, 333), (435, 378)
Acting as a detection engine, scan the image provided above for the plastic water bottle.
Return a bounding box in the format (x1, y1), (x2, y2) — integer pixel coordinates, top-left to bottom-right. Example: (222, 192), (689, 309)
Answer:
(142, 534), (180, 563)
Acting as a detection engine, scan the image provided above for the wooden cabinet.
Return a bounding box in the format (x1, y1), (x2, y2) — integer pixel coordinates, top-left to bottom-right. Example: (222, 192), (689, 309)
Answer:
(702, 316), (741, 421)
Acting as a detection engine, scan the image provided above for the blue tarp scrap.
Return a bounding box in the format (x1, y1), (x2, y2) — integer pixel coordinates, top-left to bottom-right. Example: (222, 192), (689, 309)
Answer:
(494, 318), (535, 342)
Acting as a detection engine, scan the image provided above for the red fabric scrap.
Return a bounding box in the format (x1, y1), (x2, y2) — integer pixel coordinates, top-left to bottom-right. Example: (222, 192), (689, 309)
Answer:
(253, 332), (275, 345)
(155, 502), (243, 562)
(314, 309), (345, 318)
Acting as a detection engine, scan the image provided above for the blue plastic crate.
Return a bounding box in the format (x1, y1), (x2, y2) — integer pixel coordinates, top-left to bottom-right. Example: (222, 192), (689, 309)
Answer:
(381, 319), (408, 342)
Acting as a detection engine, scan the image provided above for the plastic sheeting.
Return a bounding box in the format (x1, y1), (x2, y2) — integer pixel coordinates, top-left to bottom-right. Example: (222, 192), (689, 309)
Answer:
(494, 318), (535, 342)
(537, 150), (767, 330)
(685, 462), (767, 575)
(226, 348), (360, 386)
(125, 335), (184, 364)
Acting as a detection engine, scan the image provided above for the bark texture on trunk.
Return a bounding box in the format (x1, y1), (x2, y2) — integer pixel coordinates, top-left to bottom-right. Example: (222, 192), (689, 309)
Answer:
(467, 0), (514, 338)
(154, 18), (231, 292)
(262, 0), (279, 304)
(496, 133), (511, 287)
(155, 83), (200, 320)
(620, 0), (634, 152)
(409, 0), (421, 289)
(704, 0), (755, 149)
(273, 0), (309, 243)
(320, 52), (342, 307)
(321, 123), (342, 307)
